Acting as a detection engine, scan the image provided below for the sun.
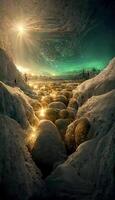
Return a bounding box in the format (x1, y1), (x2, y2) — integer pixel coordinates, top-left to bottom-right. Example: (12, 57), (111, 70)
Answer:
(15, 23), (26, 35)
(17, 24), (25, 34)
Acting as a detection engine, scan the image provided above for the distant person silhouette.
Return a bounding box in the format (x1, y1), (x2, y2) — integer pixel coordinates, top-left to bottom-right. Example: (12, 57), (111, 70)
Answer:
(14, 79), (17, 85)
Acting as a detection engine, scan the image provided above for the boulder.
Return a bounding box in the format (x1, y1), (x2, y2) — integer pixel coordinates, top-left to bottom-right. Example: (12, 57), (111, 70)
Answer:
(65, 117), (91, 153)
(55, 118), (72, 140)
(67, 107), (76, 119)
(48, 101), (66, 110)
(60, 90), (72, 99)
(32, 120), (67, 177)
(45, 108), (60, 122)
(54, 95), (68, 106)
(68, 98), (78, 110)
(59, 109), (70, 119)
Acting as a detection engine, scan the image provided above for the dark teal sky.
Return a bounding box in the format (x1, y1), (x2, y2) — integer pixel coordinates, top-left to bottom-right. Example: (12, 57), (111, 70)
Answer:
(4, 0), (114, 75)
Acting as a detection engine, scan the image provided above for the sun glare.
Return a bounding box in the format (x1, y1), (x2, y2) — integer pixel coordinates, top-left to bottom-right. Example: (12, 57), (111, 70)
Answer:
(16, 24), (26, 34)
(39, 108), (46, 118)
(16, 65), (30, 74)
(50, 92), (57, 98)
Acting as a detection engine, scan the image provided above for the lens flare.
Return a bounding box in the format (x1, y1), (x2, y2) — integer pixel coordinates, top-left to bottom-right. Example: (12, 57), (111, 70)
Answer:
(16, 65), (30, 74)
(39, 108), (46, 118)
(26, 126), (38, 150)
(50, 92), (57, 98)
(16, 24), (26, 34)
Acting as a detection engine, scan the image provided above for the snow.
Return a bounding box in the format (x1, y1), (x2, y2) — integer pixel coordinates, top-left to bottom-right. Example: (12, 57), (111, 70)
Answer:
(0, 114), (44, 200)
(0, 48), (25, 88)
(45, 123), (115, 200)
(0, 52), (115, 199)
(0, 81), (38, 129)
(0, 48), (37, 99)
(44, 60), (115, 199)
(77, 89), (115, 138)
(73, 58), (115, 105)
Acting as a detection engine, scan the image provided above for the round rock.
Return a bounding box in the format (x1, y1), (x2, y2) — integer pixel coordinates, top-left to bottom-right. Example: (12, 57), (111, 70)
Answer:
(48, 101), (66, 110)
(32, 120), (67, 177)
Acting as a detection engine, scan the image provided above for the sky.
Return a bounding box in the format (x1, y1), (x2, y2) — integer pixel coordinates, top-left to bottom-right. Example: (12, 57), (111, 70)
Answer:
(0, 0), (115, 75)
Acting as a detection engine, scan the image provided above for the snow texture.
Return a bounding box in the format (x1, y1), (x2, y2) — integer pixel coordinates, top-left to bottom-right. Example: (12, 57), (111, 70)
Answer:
(0, 48), (26, 88)
(73, 58), (115, 105)
(0, 114), (44, 200)
(44, 60), (115, 200)
(32, 120), (67, 176)
(0, 81), (38, 129)
(45, 123), (115, 200)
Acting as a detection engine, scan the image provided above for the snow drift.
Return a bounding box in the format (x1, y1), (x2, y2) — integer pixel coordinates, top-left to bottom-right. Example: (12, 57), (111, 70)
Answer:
(0, 48), (26, 88)
(77, 89), (115, 138)
(0, 81), (38, 129)
(45, 123), (115, 200)
(0, 114), (44, 200)
(45, 89), (115, 200)
(73, 58), (115, 105)
(0, 48), (37, 98)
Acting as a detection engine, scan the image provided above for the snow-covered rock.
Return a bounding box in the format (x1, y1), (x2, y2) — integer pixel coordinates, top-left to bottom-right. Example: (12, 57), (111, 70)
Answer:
(59, 109), (70, 119)
(45, 124), (115, 200)
(55, 118), (72, 140)
(44, 88), (115, 199)
(0, 114), (44, 200)
(60, 90), (72, 99)
(65, 89), (115, 153)
(32, 120), (67, 177)
(67, 107), (76, 119)
(54, 95), (68, 106)
(41, 95), (53, 104)
(45, 108), (60, 122)
(68, 98), (78, 110)
(48, 101), (66, 110)
(65, 118), (91, 153)
(73, 58), (115, 105)
(0, 81), (38, 129)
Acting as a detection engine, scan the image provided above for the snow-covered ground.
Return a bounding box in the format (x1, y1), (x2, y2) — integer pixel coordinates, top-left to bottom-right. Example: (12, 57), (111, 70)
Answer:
(0, 47), (115, 200)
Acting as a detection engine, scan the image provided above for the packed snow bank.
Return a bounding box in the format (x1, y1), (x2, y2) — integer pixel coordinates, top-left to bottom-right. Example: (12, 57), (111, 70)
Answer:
(32, 120), (67, 177)
(0, 48), (37, 98)
(0, 48), (25, 88)
(77, 89), (115, 138)
(73, 58), (115, 105)
(45, 123), (115, 200)
(0, 81), (38, 129)
(65, 89), (115, 153)
(0, 114), (44, 200)
(45, 89), (115, 199)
